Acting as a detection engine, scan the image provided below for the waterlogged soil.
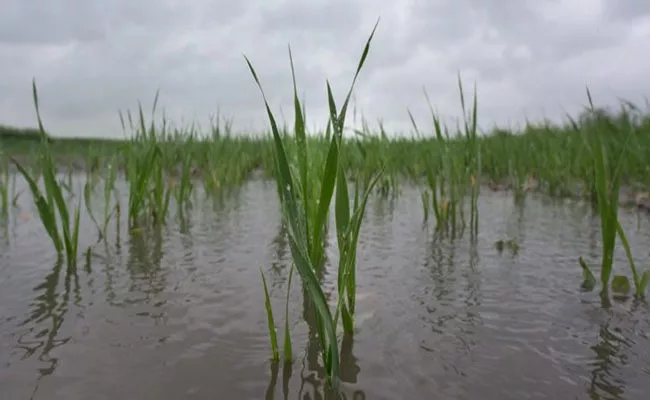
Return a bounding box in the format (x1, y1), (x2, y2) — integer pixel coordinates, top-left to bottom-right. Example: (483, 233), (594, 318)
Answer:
(1, 178), (650, 400)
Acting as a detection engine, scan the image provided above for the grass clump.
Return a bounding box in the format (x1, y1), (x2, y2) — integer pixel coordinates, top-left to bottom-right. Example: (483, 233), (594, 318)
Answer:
(260, 263), (295, 363)
(0, 158), (20, 220)
(576, 90), (649, 299)
(11, 81), (82, 269)
(84, 153), (119, 241)
(413, 78), (480, 238)
(246, 21), (382, 389)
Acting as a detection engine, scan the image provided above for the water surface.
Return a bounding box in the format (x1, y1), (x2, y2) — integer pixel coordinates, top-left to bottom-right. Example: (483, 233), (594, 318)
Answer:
(1, 179), (650, 399)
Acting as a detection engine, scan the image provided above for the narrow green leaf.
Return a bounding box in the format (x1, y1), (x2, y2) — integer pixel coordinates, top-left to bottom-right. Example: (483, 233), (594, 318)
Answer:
(335, 166), (350, 248)
(640, 271), (649, 294)
(11, 158), (63, 253)
(261, 268), (279, 362)
(245, 55), (340, 385)
(283, 263), (295, 362)
(84, 181), (102, 237)
(311, 131), (339, 264)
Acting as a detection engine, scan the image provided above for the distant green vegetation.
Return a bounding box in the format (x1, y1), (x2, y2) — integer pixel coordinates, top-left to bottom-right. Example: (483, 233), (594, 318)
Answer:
(2, 97), (649, 196)
(0, 123), (53, 142)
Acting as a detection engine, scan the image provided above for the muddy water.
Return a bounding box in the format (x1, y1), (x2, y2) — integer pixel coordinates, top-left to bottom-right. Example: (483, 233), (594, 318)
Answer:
(1, 178), (650, 400)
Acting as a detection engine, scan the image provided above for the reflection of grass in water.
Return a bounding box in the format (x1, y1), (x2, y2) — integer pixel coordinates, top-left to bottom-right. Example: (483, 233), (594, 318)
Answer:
(585, 303), (646, 400)
(291, 334), (362, 400)
(15, 259), (81, 398)
(494, 238), (519, 256)
(588, 321), (626, 399)
(0, 158), (20, 221)
(125, 224), (167, 299)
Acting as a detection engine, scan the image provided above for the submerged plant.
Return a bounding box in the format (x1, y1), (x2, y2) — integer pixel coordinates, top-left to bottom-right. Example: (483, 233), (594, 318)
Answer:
(260, 263), (295, 363)
(245, 20), (381, 388)
(84, 155), (119, 241)
(0, 158), (9, 219)
(122, 97), (174, 228)
(12, 80), (82, 268)
(0, 157), (21, 221)
(576, 90), (649, 298)
(416, 77), (480, 238)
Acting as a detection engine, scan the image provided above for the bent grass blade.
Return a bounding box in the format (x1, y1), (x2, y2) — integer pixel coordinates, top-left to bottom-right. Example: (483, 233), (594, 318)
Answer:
(11, 158), (63, 254)
(9, 80), (82, 267)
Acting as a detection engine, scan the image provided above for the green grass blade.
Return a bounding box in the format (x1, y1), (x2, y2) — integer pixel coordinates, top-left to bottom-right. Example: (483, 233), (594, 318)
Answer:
(260, 268), (279, 361)
(11, 158), (63, 253)
(640, 271), (649, 295)
(84, 181), (102, 237)
(335, 166), (385, 334)
(311, 132), (339, 264)
(283, 263), (295, 362)
(288, 47), (310, 248)
(243, 57), (308, 244)
(332, 18), (379, 133)
(285, 232), (339, 380)
(245, 56), (340, 385)
(344, 166), (385, 305)
(616, 220), (643, 296)
(31, 79), (48, 142)
(70, 196), (82, 266)
(335, 165), (350, 249)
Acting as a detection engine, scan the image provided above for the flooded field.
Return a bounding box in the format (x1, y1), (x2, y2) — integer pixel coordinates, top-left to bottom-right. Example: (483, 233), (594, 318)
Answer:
(1, 178), (650, 400)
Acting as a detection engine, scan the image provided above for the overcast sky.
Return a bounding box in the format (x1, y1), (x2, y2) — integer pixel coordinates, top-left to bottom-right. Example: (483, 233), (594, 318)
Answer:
(1, 0), (649, 138)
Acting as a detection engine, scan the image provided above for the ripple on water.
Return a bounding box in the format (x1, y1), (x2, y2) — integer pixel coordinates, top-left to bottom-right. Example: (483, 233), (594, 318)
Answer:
(1, 180), (650, 399)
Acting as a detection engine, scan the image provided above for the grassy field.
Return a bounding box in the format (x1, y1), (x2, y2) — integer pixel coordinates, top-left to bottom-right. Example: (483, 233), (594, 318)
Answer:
(2, 97), (649, 200)
(1, 28), (650, 390)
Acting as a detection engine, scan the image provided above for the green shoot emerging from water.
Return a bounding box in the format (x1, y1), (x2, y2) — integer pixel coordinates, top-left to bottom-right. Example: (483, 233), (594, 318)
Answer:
(575, 89), (649, 298)
(245, 19), (381, 389)
(11, 80), (82, 268)
(260, 263), (295, 363)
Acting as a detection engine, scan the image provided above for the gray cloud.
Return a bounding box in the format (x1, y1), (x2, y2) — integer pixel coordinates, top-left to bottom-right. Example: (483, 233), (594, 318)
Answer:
(1, 0), (649, 138)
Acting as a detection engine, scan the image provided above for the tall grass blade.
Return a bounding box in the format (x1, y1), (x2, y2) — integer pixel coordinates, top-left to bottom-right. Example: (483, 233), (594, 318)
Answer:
(283, 263), (295, 362)
(244, 56), (340, 386)
(261, 268), (279, 362)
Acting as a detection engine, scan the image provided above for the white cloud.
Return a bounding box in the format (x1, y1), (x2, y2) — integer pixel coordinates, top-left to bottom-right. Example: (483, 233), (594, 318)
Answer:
(1, 0), (649, 138)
